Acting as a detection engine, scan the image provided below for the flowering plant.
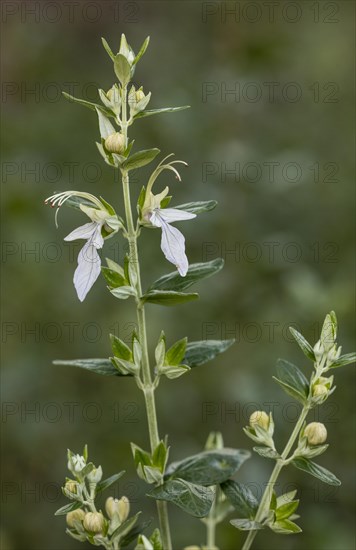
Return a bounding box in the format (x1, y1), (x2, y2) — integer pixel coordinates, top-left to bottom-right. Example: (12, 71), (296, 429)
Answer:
(47, 35), (355, 550)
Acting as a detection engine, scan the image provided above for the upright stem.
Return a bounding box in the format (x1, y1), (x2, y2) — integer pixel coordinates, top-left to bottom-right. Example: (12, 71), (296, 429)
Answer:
(120, 85), (172, 550)
(241, 405), (310, 550)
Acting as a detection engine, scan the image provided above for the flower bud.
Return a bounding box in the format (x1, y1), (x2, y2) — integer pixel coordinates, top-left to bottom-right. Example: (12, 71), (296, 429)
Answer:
(205, 431), (224, 451)
(83, 511), (105, 534)
(312, 384), (328, 397)
(135, 89), (145, 102)
(66, 508), (85, 528)
(68, 454), (86, 473)
(106, 87), (115, 102)
(87, 466), (103, 484)
(249, 411), (269, 431)
(105, 132), (125, 154)
(105, 496), (130, 522)
(65, 480), (78, 494)
(304, 422), (327, 446)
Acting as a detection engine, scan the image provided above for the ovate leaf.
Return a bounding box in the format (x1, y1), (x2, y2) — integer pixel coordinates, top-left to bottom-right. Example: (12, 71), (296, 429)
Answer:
(221, 480), (258, 518)
(141, 290), (199, 306)
(134, 106), (190, 120)
(184, 339), (235, 367)
(96, 471), (125, 493)
(291, 457), (341, 486)
(121, 148), (160, 171)
(149, 478), (214, 518)
(53, 358), (124, 376)
(149, 259), (224, 292)
(273, 359), (309, 404)
(165, 448), (250, 486)
(289, 327), (316, 361)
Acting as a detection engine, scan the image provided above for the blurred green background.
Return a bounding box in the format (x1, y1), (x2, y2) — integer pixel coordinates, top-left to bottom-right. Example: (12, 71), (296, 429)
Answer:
(1, 1), (355, 549)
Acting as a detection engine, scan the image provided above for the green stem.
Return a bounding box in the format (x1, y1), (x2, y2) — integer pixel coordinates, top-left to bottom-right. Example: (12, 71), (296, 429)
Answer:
(206, 518), (216, 549)
(241, 405), (310, 550)
(120, 85), (172, 550)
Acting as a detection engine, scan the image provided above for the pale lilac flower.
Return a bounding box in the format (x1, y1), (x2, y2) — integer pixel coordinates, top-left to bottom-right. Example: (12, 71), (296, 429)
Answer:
(46, 191), (120, 302)
(149, 208), (196, 276)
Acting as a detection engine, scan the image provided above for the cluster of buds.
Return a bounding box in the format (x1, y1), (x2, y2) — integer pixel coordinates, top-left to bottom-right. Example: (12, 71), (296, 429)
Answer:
(244, 411), (275, 450)
(58, 447), (141, 547)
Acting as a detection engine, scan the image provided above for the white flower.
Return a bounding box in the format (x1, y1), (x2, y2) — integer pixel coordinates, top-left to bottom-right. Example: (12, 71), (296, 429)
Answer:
(149, 208), (196, 276)
(69, 454), (86, 473)
(46, 191), (119, 302)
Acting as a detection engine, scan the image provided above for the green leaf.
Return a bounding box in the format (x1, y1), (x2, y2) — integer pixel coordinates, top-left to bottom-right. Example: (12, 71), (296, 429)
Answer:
(230, 519), (264, 531)
(149, 528), (163, 550)
(111, 512), (141, 541)
(153, 441), (169, 473)
(101, 37), (115, 60)
(291, 457), (341, 486)
(184, 339), (235, 367)
(110, 286), (137, 300)
(269, 518), (302, 534)
(114, 53), (131, 86)
(160, 364), (191, 379)
(53, 358), (124, 376)
(110, 334), (133, 361)
(149, 259), (224, 292)
(273, 359), (309, 404)
(141, 290), (199, 306)
(102, 267), (127, 289)
(276, 500), (299, 521)
(174, 200), (218, 214)
(289, 327), (316, 361)
(149, 478), (214, 518)
(221, 480), (258, 518)
(133, 36), (150, 65)
(165, 337), (187, 366)
(253, 447), (281, 459)
(96, 471), (125, 493)
(96, 107), (116, 139)
(329, 352), (356, 368)
(165, 448), (250, 486)
(62, 92), (113, 117)
(276, 490), (297, 509)
(106, 258), (125, 276)
(55, 501), (82, 516)
(121, 148), (160, 171)
(134, 106), (190, 120)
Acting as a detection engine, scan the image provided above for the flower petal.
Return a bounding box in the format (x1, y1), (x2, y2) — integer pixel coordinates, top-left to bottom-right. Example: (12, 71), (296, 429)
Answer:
(64, 222), (98, 242)
(91, 224), (104, 249)
(156, 208), (196, 224)
(73, 242), (102, 301)
(160, 221), (189, 276)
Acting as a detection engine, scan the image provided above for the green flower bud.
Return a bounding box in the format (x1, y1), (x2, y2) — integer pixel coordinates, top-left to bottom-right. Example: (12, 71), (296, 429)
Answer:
(105, 496), (130, 521)
(83, 511), (105, 534)
(105, 132), (125, 154)
(65, 480), (78, 494)
(87, 466), (103, 484)
(106, 87), (115, 102)
(313, 384), (328, 397)
(249, 410), (269, 430)
(304, 422), (327, 446)
(135, 89), (145, 102)
(205, 431), (224, 451)
(66, 508), (85, 528)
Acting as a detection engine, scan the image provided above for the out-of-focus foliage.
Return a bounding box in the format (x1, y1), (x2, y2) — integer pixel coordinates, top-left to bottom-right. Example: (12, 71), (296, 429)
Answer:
(1, 2), (355, 549)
